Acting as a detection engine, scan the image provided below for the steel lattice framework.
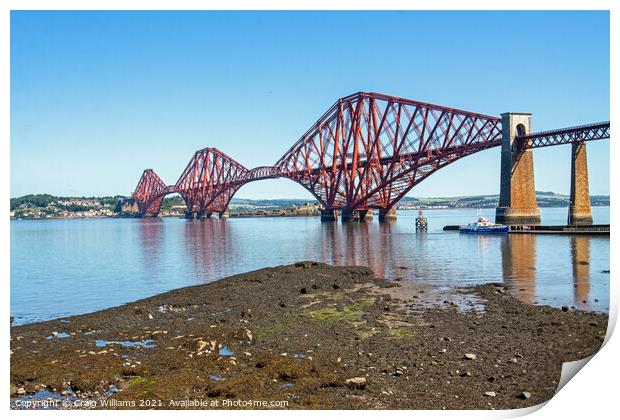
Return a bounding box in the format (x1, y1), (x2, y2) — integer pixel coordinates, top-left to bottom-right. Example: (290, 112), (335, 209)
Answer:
(132, 169), (173, 215)
(175, 148), (250, 214)
(516, 121), (610, 149)
(271, 92), (502, 210)
(130, 92), (610, 216)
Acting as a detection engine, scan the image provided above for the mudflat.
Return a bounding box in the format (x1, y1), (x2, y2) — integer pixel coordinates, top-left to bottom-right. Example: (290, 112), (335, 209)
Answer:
(10, 262), (607, 409)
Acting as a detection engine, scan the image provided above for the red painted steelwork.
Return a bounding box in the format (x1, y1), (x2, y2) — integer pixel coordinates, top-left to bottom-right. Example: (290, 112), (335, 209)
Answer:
(129, 93), (609, 216)
(131, 169), (172, 216)
(175, 148), (250, 215)
(272, 92), (502, 210)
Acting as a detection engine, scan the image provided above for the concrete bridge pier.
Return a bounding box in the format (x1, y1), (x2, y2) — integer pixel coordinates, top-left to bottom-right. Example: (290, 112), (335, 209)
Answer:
(320, 210), (338, 222)
(568, 141), (593, 225)
(359, 209), (373, 221)
(185, 212), (197, 219)
(341, 210), (360, 222)
(378, 208), (397, 222)
(495, 112), (541, 225)
(219, 211), (230, 219)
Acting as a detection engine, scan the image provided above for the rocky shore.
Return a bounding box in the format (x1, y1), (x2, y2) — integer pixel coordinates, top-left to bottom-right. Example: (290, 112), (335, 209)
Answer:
(10, 262), (607, 409)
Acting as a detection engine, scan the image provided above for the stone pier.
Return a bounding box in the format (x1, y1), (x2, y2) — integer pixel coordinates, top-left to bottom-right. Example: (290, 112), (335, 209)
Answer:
(568, 141), (593, 225)
(341, 210), (360, 222)
(378, 208), (397, 222)
(219, 211), (230, 219)
(195, 212), (218, 219)
(320, 210), (338, 222)
(358, 209), (373, 221)
(495, 113), (541, 225)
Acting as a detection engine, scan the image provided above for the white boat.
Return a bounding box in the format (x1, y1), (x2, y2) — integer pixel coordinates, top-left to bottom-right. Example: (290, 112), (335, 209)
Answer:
(459, 216), (509, 234)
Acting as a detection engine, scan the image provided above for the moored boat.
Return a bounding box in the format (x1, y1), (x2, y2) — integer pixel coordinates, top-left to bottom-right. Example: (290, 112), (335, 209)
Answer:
(459, 216), (509, 234)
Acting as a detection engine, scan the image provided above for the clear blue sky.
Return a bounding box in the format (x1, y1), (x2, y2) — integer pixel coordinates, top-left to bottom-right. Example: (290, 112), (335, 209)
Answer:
(10, 11), (610, 199)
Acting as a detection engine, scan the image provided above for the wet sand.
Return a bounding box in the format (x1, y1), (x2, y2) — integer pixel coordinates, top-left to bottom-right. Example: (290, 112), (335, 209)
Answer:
(10, 262), (607, 409)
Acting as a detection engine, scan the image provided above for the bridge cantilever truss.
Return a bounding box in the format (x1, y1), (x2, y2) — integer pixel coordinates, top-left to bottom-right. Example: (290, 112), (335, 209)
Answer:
(130, 92), (610, 217)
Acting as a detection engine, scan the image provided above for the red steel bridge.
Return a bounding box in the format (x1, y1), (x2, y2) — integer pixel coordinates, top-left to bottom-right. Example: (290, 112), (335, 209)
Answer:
(129, 92), (610, 221)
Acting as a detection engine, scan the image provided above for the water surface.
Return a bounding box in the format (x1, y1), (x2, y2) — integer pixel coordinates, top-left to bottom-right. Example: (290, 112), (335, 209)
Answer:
(11, 207), (610, 325)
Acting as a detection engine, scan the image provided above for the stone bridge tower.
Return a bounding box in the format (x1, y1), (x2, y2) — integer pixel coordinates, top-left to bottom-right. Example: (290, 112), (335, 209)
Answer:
(495, 112), (541, 225)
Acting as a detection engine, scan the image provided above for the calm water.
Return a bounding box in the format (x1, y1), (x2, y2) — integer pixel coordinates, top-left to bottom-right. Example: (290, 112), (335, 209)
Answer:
(11, 207), (610, 325)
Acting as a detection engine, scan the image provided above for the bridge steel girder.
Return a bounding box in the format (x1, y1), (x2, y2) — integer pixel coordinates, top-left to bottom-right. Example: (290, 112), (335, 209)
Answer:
(128, 93), (610, 218)
(516, 121), (610, 149)
(273, 92), (503, 211)
(131, 169), (171, 216)
(175, 148), (250, 215)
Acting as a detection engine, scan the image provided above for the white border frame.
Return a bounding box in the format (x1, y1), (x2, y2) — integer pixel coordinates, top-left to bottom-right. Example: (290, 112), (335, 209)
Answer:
(2, 2), (616, 419)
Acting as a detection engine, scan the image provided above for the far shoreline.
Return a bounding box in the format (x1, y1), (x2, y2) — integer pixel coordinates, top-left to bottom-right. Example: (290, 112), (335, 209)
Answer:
(9, 204), (611, 222)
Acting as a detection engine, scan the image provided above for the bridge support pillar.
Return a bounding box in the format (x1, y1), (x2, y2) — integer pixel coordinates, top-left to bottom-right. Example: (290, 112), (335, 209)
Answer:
(359, 209), (373, 221)
(341, 210), (359, 222)
(320, 210), (338, 222)
(568, 141), (593, 225)
(219, 211), (230, 219)
(495, 112), (541, 225)
(379, 208), (397, 222)
(197, 212), (217, 219)
(185, 212), (197, 219)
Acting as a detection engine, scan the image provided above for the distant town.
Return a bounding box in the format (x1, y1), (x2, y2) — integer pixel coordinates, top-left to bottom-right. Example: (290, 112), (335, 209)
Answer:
(9, 192), (610, 220)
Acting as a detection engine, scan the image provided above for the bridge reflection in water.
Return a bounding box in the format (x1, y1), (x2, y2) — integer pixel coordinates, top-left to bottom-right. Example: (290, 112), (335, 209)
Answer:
(133, 211), (610, 312)
(571, 236), (591, 309)
(501, 235), (537, 305)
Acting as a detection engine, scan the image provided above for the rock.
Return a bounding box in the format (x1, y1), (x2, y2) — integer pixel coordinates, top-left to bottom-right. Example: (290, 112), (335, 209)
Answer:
(394, 370), (404, 376)
(345, 377), (367, 390)
(148, 313), (154, 319)
(561, 306), (569, 312)
(518, 391), (532, 400)
(17, 387), (26, 395)
(299, 288), (307, 295)
(464, 353), (477, 360)
(51, 331), (59, 337)
(244, 328), (254, 343)
(294, 261), (312, 268)
(196, 340), (208, 353)
(484, 391), (496, 397)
